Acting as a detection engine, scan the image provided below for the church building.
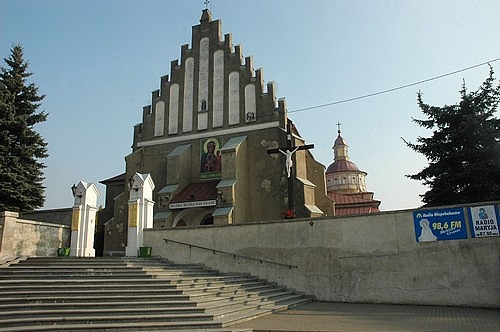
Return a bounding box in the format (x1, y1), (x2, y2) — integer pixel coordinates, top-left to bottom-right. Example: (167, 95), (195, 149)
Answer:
(326, 126), (381, 215)
(99, 10), (334, 255)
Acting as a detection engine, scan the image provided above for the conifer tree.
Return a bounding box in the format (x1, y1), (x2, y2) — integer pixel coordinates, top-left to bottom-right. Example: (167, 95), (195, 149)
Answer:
(0, 44), (48, 212)
(404, 67), (500, 206)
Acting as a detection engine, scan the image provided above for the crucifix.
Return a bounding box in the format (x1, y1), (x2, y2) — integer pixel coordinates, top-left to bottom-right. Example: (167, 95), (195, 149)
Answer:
(267, 122), (314, 213)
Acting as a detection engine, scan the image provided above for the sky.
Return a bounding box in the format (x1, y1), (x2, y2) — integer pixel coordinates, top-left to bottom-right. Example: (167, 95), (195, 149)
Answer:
(1, 0), (499, 212)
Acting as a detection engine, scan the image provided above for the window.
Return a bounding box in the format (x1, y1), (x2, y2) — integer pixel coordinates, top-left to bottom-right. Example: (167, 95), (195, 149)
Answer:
(200, 99), (207, 112)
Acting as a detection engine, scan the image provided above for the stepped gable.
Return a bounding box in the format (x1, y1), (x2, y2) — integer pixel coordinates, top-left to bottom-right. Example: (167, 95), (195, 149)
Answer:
(134, 8), (279, 145)
(98, 7), (334, 238)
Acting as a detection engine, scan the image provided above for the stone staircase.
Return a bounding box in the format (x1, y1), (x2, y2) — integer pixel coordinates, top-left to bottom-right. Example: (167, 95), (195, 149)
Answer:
(0, 256), (312, 331)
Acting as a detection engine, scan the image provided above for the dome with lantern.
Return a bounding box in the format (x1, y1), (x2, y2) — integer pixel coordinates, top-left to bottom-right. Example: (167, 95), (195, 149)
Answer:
(326, 125), (381, 215)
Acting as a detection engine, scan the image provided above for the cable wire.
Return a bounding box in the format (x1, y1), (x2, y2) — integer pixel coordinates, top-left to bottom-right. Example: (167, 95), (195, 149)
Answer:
(289, 57), (500, 114)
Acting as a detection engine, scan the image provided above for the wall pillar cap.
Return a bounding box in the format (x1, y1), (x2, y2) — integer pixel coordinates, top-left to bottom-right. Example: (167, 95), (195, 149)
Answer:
(0, 211), (19, 218)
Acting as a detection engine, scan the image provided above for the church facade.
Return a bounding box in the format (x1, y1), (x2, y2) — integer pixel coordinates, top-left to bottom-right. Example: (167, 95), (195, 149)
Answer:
(100, 10), (334, 255)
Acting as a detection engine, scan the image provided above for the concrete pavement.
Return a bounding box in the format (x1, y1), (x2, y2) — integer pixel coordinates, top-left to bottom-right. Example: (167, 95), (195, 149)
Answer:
(230, 301), (500, 332)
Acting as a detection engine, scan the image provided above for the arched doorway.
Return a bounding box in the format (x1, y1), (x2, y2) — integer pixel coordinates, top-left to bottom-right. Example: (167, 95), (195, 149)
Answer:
(172, 207), (214, 227)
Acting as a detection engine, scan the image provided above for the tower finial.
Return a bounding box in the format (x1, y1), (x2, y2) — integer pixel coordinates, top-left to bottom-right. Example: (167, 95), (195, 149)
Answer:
(336, 122), (342, 134)
(204, 0), (210, 9)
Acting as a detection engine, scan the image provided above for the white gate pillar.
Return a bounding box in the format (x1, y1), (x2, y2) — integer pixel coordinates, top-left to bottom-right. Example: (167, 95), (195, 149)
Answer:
(125, 173), (155, 257)
(70, 181), (99, 257)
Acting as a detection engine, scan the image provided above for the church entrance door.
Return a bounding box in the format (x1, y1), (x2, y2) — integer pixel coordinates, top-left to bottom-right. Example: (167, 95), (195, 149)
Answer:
(172, 208), (214, 227)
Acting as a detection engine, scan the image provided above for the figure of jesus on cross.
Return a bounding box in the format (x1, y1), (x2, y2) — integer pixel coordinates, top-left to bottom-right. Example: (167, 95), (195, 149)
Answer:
(280, 146), (298, 178)
(267, 121), (314, 214)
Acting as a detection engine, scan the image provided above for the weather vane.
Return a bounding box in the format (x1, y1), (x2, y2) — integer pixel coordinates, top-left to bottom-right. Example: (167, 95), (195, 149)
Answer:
(336, 122), (342, 134)
(204, 0), (210, 9)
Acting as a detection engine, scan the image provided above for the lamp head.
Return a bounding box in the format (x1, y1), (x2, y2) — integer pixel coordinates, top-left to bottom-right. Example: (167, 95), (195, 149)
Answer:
(71, 184), (82, 198)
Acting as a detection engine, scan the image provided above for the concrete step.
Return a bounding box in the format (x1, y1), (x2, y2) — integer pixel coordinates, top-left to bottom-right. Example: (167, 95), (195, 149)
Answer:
(162, 276), (257, 288)
(0, 319), (223, 332)
(197, 288), (295, 308)
(0, 277), (170, 286)
(151, 274), (254, 283)
(13, 257), (125, 265)
(5, 263), (140, 268)
(215, 297), (313, 327)
(0, 273), (155, 279)
(0, 267), (147, 274)
(0, 287), (185, 297)
(179, 280), (268, 294)
(0, 293), (192, 305)
(0, 305), (205, 319)
(124, 259), (206, 269)
(0, 256), (312, 331)
(188, 283), (281, 302)
(0, 311), (215, 328)
(198, 294), (312, 329)
(0, 281), (179, 291)
(0, 299), (198, 311)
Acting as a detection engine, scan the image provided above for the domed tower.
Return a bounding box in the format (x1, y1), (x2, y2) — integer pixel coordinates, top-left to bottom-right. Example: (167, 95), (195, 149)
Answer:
(326, 128), (367, 194)
(326, 124), (380, 216)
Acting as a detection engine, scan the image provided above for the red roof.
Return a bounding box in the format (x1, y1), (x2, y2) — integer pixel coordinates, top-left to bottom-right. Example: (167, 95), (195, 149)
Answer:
(170, 181), (219, 204)
(328, 192), (380, 216)
(335, 206), (378, 216)
(326, 160), (362, 173)
(334, 134), (347, 147)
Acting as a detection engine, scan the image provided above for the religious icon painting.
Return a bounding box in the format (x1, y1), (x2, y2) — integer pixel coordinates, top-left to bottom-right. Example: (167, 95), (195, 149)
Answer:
(200, 136), (222, 180)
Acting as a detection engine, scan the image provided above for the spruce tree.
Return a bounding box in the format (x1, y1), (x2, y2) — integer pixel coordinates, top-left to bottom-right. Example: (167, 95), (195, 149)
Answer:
(404, 67), (500, 206)
(0, 44), (48, 212)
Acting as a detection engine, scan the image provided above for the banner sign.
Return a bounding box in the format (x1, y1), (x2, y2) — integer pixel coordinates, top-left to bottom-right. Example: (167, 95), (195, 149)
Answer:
(413, 207), (468, 242)
(468, 205), (499, 238)
(169, 200), (216, 210)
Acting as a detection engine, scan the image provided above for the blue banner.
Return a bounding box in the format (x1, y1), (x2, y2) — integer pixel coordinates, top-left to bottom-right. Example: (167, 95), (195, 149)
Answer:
(468, 205), (499, 238)
(413, 207), (468, 242)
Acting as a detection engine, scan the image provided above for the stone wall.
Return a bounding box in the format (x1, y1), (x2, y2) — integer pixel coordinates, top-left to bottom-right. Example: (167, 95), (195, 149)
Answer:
(144, 202), (500, 308)
(20, 208), (72, 227)
(0, 211), (70, 257)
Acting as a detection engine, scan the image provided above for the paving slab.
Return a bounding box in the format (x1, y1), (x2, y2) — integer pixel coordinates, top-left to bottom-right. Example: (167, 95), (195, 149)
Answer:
(230, 301), (500, 332)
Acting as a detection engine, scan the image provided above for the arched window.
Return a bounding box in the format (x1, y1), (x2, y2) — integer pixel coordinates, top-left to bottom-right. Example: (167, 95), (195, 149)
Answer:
(200, 99), (207, 112)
